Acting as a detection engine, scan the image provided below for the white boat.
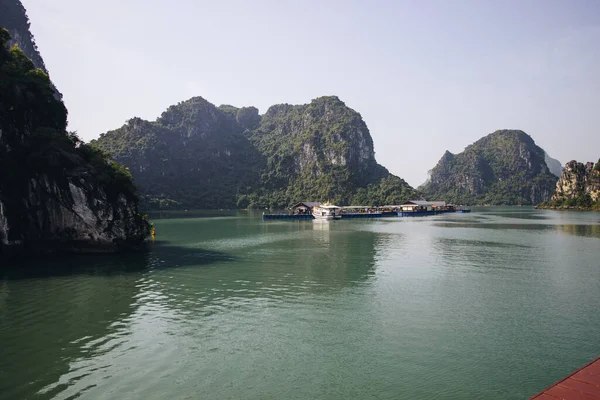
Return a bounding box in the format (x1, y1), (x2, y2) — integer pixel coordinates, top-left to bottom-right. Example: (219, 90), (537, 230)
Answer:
(312, 203), (342, 220)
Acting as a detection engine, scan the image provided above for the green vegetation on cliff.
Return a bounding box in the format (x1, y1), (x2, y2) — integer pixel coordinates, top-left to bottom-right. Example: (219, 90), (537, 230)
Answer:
(0, 28), (149, 249)
(538, 159), (600, 210)
(0, 0), (46, 71)
(241, 96), (414, 208)
(92, 98), (264, 210)
(0, 0), (62, 99)
(420, 130), (559, 205)
(93, 96), (415, 210)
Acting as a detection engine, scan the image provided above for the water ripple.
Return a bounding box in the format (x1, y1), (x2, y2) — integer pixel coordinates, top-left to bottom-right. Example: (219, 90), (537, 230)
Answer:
(2, 209), (599, 399)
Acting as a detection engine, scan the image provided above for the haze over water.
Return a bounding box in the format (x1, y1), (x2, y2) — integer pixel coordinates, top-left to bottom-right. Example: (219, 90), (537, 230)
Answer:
(1, 208), (599, 399)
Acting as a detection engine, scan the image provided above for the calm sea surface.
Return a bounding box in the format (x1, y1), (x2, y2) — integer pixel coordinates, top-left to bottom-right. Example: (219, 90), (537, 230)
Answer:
(1, 207), (600, 399)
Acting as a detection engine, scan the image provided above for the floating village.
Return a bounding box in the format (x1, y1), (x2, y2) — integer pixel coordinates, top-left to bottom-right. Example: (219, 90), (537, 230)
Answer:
(262, 200), (471, 220)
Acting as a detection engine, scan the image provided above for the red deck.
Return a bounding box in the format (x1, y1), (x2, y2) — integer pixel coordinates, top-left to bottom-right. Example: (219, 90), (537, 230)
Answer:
(531, 356), (600, 399)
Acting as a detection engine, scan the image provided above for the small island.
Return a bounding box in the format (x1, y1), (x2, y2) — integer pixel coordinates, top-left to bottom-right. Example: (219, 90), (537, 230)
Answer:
(536, 159), (600, 210)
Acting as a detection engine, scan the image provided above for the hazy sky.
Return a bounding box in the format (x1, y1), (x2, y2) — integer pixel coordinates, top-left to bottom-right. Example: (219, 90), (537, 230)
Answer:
(24, 0), (600, 186)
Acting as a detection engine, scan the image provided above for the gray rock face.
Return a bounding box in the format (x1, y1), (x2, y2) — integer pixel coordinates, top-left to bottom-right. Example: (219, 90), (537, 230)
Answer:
(253, 96), (381, 183)
(552, 160), (600, 203)
(1, 174), (149, 253)
(0, 199), (8, 246)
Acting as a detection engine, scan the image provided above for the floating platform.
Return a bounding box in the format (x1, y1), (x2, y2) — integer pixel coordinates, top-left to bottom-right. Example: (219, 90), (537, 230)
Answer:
(341, 213), (384, 219)
(263, 209), (472, 220)
(398, 211), (436, 217)
(398, 209), (471, 217)
(262, 214), (314, 220)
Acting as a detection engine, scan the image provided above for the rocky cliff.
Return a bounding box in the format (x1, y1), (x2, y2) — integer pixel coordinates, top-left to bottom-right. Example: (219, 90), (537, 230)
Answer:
(245, 96), (414, 207)
(0, 0), (45, 69)
(0, 0), (62, 99)
(92, 98), (263, 209)
(420, 130), (559, 205)
(0, 25), (149, 254)
(93, 96), (415, 209)
(538, 160), (600, 209)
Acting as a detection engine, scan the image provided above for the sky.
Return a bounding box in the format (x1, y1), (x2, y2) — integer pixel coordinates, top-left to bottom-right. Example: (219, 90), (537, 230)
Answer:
(24, 0), (600, 187)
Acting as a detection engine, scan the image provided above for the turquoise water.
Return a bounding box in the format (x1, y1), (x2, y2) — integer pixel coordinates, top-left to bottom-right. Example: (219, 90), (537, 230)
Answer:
(1, 207), (599, 399)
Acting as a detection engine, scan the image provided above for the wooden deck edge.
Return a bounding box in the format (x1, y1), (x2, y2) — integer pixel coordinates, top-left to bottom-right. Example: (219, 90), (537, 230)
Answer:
(530, 356), (600, 399)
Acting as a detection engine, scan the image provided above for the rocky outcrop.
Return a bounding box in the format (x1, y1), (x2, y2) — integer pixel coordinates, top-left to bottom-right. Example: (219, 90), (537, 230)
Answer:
(93, 98), (264, 210)
(0, 0), (62, 99)
(94, 96), (415, 209)
(0, 22), (149, 255)
(250, 96), (388, 184)
(420, 130), (559, 205)
(1, 179), (149, 253)
(0, 199), (8, 245)
(541, 160), (600, 209)
(0, 0), (45, 70)
(244, 96), (413, 207)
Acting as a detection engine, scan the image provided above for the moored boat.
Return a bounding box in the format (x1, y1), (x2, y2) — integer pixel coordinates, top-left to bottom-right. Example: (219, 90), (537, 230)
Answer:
(312, 203), (342, 220)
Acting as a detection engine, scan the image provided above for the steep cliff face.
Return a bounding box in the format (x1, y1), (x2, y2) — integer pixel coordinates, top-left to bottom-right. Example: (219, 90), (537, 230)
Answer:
(0, 177), (148, 252)
(0, 26), (149, 254)
(245, 96), (412, 207)
(421, 130), (559, 205)
(251, 97), (378, 180)
(0, 0), (62, 99)
(94, 96), (415, 209)
(544, 160), (600, 208)
(0, 0), (45, 70)
(92, 98), (263, 209)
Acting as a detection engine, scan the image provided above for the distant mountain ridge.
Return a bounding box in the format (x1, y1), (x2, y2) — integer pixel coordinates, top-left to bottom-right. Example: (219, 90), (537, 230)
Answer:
(544, 152), (563, 177)
(93, 96), (416, 209)
(420, 130), (559, 205)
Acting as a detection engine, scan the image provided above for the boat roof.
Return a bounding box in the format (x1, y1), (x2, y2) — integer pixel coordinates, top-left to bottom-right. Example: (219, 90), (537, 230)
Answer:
(317, 204), (341, 209)
(341, 206), (372, 209)
(290, 202), (321, 209)
(402, 200), (447, 206)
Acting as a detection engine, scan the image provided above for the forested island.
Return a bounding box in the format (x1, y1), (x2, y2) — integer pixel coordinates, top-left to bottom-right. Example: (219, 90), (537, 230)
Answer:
(94, 109), (569, 210)
(418, 130), (560, 206)
(93, 96), (416, 210)
(537, 159), (600, 210)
